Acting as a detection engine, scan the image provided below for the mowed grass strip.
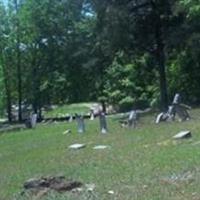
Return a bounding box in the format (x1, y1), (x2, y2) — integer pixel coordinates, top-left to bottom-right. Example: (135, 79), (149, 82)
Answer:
(1, 109), (200, 200)
(43, 102), (95, 118)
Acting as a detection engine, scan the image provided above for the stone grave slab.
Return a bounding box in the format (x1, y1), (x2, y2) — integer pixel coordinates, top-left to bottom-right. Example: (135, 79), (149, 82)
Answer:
(63, 129), (71, 135)
(173, 130), (192, 139)
(93, 145), (109, 150)
(68, 143), (86, 149)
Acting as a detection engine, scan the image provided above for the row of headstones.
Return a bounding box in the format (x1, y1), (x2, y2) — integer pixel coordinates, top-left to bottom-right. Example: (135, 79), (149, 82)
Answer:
(75, 110), (138, 134)
(24, 94), (191, 130)
(76, 112), (107, 134)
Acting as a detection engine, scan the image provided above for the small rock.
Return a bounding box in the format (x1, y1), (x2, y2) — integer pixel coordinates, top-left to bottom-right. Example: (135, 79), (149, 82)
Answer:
(173, 130), (192, 139)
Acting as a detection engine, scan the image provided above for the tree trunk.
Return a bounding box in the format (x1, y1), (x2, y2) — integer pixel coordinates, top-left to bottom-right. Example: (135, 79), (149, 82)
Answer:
(2, 60), (12, 122)
(17, 40), (22, 121)
(155, 16), (168, 111)
(14, 0), (22, 122)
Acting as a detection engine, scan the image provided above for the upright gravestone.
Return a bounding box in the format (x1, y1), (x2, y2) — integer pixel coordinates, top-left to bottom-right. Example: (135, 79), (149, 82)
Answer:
(90, 109), (94, 120)
(68, 115), (73, 122)
(128, 110), (138, 128)
(25, 113), (37, 128)
(31, 114), (37, 128)
(167, 105), (175, 121)
(76, 114), (85, 133)
(99, 112), (107, 134)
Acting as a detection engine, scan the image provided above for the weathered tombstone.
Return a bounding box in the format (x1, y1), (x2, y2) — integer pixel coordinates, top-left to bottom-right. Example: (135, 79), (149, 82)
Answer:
(156, 112), (166, 124)
(172, 93), (181, 104)
(90, 109), (94, 120)
(99, 112), (107, 134)
(128, 110), (138, 128)
(68, 115), (73, 122)
(173, 130), (192, 139)
(167, 105), (176, 121)
(31, 114), (37, 128)
(25, 113), (37, 128)
(76, 114), (85, 133)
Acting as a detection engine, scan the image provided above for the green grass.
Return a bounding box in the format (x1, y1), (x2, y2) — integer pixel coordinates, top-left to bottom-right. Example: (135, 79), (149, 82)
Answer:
(43, 102), (95, 118)
(1, 109), (200, 200)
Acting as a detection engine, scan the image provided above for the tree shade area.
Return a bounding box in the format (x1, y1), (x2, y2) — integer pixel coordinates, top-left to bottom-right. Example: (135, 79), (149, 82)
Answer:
(0, 0), (200, 121)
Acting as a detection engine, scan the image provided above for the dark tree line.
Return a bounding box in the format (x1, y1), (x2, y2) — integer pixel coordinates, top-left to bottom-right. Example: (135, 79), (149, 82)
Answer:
(0, 0), (199, 121)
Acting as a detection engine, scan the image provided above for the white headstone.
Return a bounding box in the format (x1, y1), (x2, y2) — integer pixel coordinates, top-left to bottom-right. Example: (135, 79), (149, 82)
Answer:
(99, 112), (107, 134)
(68, 115), (73, 122)
(76, 114), (85, 133)
(30, 114), (37, 128)
(128, 110), (137, 128)
(90, 110), (94, 120)
(173, 93), (181, 104)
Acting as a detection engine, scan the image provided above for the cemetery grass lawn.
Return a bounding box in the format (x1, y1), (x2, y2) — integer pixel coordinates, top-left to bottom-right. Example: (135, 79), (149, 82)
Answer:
(44, 102), (95, 118)
(1, 109), (200, 199)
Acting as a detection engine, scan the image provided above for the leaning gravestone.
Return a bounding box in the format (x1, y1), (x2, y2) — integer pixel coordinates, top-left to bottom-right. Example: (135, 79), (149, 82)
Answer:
(173, 130), (192, 139)
(76, 114), (85, 133)
(155, 112), (170, 124)
(128, 110), (138, 128)
(99, 112), (107, 134)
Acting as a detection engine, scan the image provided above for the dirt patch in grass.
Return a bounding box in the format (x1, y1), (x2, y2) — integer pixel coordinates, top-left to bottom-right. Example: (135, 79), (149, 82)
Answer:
(22, 176), (83, 198)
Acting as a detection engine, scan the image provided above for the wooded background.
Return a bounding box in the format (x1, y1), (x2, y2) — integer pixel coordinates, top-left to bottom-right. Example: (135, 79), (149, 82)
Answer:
(0, 0), (199, 121)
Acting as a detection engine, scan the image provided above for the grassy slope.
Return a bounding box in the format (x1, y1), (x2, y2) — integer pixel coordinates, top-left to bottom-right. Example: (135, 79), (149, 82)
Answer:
(43, 103), (95, 118)
(1, 109), (200, 200)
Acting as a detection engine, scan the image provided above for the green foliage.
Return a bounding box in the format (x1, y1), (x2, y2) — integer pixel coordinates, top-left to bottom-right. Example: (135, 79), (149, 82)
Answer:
(104, 52), (157, 111)
(0, 0), (200, 119)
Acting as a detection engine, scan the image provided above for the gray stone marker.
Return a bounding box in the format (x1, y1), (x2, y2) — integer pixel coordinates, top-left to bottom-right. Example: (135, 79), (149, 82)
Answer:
(99, 112), (107, 134)
(90, 110), (94, 120)
(128, 110), (138, 128)
(76, 114), (85, 133)
(25, 113), (37, 128)
(68, 115), (73, 122)
(173, 130), (192, 139)
(31, 114), (37, 128)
